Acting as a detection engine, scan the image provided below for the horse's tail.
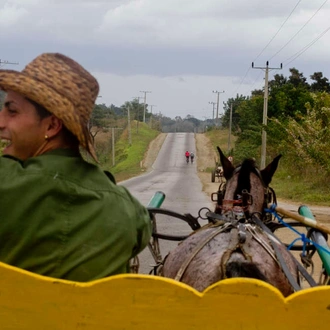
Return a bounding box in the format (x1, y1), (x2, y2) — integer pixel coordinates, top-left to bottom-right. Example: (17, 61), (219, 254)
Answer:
(225, 261), (268, 282)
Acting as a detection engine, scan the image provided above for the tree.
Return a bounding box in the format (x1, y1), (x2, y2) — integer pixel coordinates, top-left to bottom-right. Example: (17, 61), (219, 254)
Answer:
(222, 94), (247, 131)
(129, 99), (144, 122)
(267, 69), (313, 119)
(288, 68), (308, 88)
(185, 115), (200, 128)
(271, 92), (330, 175)
(236, 96), (263, 132)
(268, 74), (287, 91)
(310, 72), (330, 92)
(88, 104), (108, 143)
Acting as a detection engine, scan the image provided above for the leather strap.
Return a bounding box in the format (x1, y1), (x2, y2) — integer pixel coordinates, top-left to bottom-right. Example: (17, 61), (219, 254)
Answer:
(252, 215), (317, 289)
(174, 223), (231, 281)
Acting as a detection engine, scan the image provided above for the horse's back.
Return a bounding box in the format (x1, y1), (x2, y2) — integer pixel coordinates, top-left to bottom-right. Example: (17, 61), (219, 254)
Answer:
(163, 223), (298, 296)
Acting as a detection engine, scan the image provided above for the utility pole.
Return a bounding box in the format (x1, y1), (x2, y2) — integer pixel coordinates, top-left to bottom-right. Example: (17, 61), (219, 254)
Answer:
(252, 61), (282, 169)
(0, 59), (19, 68)
(202, 116), (209, 133)
(140, 90), (151, 123)
(112, 128), (115, 166)
(132, 97), (143, 133)
(208, 101), (216, 122)
(149, 104), (156, 128)
(212, 90), (225, 127)
(126, 104), (132, 146)
(228, 103), (233, 153)
(110, 127), (123, 166)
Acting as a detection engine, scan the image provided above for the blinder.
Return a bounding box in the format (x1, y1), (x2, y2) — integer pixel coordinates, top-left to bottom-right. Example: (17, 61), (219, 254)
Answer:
(212, 164), (276, 221)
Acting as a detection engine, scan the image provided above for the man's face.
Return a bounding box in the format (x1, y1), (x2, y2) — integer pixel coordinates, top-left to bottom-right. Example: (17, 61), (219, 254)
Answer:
(0, 90), (48, 160)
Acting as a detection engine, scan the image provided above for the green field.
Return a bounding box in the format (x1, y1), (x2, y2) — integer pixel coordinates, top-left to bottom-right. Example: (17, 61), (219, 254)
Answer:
(205, 129), (330, 206)
(99, 121), (160, 182)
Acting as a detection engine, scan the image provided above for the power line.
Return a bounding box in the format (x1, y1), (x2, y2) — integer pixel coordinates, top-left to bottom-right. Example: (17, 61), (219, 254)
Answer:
(231, 0), (302, 97)
(283, 25), (330, 67)
(229, 1), (327, 102)
(231, 66), (252, 96)
(246, 71), (264, 95)
(269, 0), (328, 60)
(253, 0), (303, 62)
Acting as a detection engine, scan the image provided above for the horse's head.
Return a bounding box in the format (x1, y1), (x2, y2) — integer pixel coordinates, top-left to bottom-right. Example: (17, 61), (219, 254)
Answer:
(216, 147), (281, 218)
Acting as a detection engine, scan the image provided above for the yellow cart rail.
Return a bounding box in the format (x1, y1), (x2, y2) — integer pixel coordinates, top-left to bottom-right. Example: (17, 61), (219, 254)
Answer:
(1, 261), (330, 329)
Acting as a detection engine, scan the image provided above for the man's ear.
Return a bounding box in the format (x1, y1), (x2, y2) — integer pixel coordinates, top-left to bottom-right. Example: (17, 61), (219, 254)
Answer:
(44, 115), (63, 138)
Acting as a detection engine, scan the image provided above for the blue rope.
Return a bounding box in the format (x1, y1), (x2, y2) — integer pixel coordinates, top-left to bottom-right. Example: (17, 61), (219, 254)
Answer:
(265, 204), (330, 257)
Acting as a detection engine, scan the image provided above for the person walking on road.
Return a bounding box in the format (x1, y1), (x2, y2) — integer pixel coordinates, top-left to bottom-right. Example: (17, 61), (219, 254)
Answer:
(185, 150), (190, 163)
(190, 152), (195, 163)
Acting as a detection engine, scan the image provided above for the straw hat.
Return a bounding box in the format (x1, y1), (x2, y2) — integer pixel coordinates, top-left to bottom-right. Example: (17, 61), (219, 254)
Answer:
(0, 53), (99, 162)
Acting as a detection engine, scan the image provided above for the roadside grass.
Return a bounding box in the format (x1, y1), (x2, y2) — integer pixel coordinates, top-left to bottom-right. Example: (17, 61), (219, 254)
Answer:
(102, 121), (160, 182)
(204, 128), (330, 206)
(205, 128), (237, 158)
(271, 168), (330, 206)
(201, 129), (236, 173)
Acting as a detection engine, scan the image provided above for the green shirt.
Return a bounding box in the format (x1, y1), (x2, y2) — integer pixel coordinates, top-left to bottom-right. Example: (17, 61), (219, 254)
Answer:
(0, 149), (151, 281)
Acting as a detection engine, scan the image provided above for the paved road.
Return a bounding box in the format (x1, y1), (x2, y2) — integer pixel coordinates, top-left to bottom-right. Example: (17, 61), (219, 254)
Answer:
(120, 132), (214, 274)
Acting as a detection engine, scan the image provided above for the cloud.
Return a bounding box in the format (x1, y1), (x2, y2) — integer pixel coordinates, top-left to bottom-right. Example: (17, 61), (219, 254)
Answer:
(1, 0), (329, 56)
(0, 3), (28, 27)
(1, 0), (330, 119)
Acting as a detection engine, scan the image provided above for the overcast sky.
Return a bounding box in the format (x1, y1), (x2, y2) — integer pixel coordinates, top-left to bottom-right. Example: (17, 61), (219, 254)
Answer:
(1, 0), (330, 119)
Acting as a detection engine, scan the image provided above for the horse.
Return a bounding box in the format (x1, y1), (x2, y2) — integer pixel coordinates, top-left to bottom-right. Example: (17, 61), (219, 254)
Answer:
(162, 147), (300, 297)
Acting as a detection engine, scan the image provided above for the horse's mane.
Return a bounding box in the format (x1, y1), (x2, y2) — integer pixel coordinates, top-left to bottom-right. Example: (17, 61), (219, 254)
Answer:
(234, 158), (258, 197)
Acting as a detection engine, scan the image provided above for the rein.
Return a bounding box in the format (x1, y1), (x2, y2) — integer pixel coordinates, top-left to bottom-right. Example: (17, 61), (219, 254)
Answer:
(252, 214), (317, 288)
(203, 211), (317, 290)
(173, 215), (282, 283)
(208, 164), (315, 291)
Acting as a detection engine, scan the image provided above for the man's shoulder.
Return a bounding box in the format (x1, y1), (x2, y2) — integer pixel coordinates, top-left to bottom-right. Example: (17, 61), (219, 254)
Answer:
(5, 150), (113, 190)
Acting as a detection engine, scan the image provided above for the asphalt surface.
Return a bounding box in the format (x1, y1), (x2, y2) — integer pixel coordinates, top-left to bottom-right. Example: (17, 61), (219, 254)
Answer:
(120, 132), (214, 274)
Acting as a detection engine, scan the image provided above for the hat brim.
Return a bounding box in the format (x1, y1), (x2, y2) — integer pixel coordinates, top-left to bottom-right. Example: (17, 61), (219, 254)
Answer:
(0, 70), (98, 162)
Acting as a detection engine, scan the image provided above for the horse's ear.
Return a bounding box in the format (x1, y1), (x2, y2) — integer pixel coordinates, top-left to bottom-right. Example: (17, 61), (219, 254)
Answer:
(260, 154), (282, 186)
(217, 146), (235, 180)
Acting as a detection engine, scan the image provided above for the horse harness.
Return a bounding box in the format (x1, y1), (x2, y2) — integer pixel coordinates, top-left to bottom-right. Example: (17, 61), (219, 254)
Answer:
(172, 164), (317, 289)
(171, 210), (317, 290)
(173, 214), (279, 282)
(211, 165), (276, 222)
